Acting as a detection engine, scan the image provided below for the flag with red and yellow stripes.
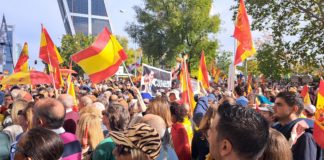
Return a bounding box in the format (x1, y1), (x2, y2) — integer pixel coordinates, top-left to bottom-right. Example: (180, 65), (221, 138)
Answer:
(180, 57), (196, 114)
(14, 42), (29, 73)
(71, 27), (127, 83)
(39, 25), (63, 68)
(197, 51), (209, 90)
(233, 0), (256, 65)
(300, 85), (311, 105)
(314, 79), (324, 149)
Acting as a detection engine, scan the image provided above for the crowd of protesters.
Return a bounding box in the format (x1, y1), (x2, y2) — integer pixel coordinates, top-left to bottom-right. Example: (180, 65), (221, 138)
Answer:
(0, 77), (323, 160)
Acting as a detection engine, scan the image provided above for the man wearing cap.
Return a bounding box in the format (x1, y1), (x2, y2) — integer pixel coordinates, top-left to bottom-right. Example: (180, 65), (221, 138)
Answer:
(303, 104), (316, 120)
(258, 104), (275, 126)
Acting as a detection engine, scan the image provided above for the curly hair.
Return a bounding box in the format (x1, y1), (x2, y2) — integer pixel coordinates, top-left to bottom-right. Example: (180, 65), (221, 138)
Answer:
(169, 102), (187, 123)
(105, 103), (130, 131)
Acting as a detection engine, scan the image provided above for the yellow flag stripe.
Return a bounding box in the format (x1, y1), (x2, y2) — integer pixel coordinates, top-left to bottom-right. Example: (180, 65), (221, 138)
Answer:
(77, 37), (122, 75)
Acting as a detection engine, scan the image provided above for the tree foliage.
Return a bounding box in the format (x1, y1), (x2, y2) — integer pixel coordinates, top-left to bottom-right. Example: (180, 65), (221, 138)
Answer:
(232, 0), (324, 69)
(215, 51), (232, 74)
(255, 43), (290, 80)
(59, 33), (95, 74)
(126, 0), (221, 72)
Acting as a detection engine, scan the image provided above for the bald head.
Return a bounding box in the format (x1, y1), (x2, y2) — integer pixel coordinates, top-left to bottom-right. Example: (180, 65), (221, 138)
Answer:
(79, 96), (93, 109)
(33, 98), (66, 129)
(58, 94), (74, 109)
(142, 114), (166, 138)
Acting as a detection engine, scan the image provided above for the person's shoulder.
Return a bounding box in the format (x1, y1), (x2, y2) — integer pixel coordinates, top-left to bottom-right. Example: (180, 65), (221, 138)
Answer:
(92, 137), (116, 160)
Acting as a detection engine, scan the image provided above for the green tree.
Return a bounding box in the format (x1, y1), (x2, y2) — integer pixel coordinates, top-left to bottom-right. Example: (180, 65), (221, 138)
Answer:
(232, 0), (324, 70)
(126, 0), (221, 73)
(216, 51), (232, 74)
(59, 33), (95, 74)
(255, 43), (290, 80)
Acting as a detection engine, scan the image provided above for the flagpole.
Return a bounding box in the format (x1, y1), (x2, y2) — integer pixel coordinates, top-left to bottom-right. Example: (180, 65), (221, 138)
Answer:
(183, 56), (192, 112)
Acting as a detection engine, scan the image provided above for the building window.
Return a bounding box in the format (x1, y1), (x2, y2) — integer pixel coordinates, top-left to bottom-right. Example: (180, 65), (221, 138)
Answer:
(64, 20), (72, 35)
(72, 16), (88, 35)
(91, 0), (107, 16)
(92, 18), (110, 35)
(67, 0), (88, 14)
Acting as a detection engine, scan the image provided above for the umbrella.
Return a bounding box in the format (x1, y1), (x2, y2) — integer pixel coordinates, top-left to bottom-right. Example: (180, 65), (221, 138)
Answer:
(0, 71), (52, 85)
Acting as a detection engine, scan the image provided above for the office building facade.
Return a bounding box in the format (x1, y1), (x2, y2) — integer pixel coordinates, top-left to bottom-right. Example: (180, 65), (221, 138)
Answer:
(0, 16), (15, 74)
(57, 0), (111, 35)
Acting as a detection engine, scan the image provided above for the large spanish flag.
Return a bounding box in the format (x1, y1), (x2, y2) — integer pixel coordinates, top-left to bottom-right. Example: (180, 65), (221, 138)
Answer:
(197, 51), (209, 90)
(233, 0), (256, 65)
(0, 71), (52, 85)
(300, 85), (311, 105)
(180, 58), (196, 114)
(314, 79), (324, 149)
(71, 27), (127, 83)
(14, 42), (29, 73)
(39, 25), (63, 68)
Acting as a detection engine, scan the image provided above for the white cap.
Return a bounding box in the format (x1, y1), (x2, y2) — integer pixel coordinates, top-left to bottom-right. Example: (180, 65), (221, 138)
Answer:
(304, 104), (316, 114)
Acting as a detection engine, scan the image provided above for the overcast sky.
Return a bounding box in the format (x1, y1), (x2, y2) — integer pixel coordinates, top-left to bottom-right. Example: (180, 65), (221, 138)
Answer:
(0, 0), (262, 70)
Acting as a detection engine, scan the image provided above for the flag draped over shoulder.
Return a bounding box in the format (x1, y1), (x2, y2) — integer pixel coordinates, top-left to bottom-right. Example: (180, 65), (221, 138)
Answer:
(180, 58), (196, 113)
(71, 27), (127, 83)
(197, 51), (209, 90)
(14, 42), (29, 73)
(314, 79), (324, 149)
(300, 85), (311, 105)
(0, 71), (52, 85)
(39, 25), (63, 68)
(233, 0), (256, 65)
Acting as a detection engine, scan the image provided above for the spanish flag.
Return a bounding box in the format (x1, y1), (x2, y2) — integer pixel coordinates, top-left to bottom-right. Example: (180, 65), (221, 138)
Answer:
(67, 73), (78, 111)
(0, 71), (52, 85)
(71, 27), (127, 83)
(214, 68), (221, 83)
(180, 57), (196, 114)
(314, 79), (324, 149)
(198, 51), (209, 90)
(14, 42), (29, 73)
(233, 0), (256, 65)
(48, 65), (63, 89)
(300, 85), (311, 105)
(39, 25), (63, 68)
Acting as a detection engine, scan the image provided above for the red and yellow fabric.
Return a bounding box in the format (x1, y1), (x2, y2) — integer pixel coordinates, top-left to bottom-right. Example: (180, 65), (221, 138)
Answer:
(72, 27), (127, 83)
(180, 60), (196, 114)
(314, 79), (324, 149)
(247, 83), (253, 94)
(197, 51), (209, 90)
(14, 42), (29, 73)
(48, 65), (64, 89)
(214, 68), (221, 83)
(171, 123), (191, 160)
(233, 0), (256, 65)
(0, 71), (52, 85)
(300, 85), (311, 105)
(39, 25), (63, 68)
(67, 73), (78, 111)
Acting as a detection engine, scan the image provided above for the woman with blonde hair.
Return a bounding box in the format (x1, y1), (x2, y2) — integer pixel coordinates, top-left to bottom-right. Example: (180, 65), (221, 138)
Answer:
(146, 97), (172, 128)
(76, 112), (104, 160)
(259, 128), (292, 160)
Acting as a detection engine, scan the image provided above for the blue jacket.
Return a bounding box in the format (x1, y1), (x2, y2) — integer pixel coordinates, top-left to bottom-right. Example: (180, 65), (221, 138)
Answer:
(273, 118), (322, 160)
(193, 96), (209, 126)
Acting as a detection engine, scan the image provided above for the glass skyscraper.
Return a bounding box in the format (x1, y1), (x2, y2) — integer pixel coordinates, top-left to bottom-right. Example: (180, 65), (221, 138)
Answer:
(0, 16), (15, 74)
(57, 0), (111, 35)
